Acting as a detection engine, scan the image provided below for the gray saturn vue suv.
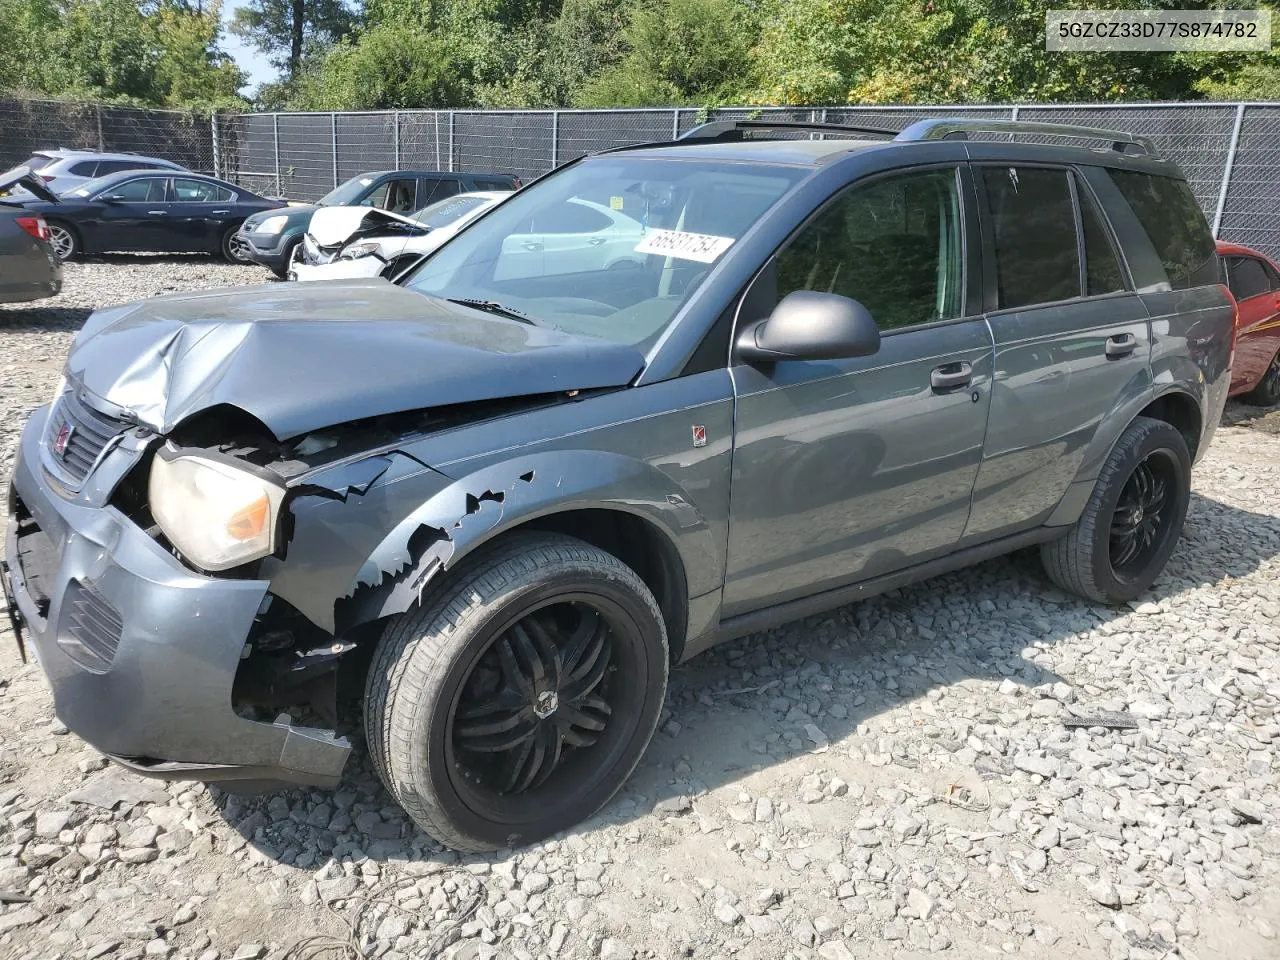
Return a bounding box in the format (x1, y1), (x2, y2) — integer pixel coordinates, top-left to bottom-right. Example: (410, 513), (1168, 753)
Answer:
(3, 118), (1234, 852)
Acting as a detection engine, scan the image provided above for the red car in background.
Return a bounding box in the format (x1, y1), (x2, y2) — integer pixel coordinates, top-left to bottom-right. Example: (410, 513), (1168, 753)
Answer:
(1219, 240), (1280, 405)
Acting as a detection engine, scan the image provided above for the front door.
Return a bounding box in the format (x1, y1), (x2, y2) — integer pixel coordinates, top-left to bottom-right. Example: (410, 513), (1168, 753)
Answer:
(724, 166), (994, 617)
(89, 176), (173, 252)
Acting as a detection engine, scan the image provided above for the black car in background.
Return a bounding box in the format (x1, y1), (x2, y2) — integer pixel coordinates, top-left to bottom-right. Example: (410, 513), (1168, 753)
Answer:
(17, 170), (285, 262)
(237, 170), (520, 276)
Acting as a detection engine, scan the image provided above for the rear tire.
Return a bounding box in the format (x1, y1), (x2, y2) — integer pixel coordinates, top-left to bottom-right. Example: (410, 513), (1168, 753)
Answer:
(1040, 416), (1191, 604)
(221, 225), (254, 263)
(364, 532), (669, 852)
(46, 221), (78, 261)
(1246, 349), (1280, 406)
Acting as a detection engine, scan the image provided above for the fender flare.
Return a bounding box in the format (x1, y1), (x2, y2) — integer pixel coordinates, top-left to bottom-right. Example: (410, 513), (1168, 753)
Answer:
(331, 449), (717, 635)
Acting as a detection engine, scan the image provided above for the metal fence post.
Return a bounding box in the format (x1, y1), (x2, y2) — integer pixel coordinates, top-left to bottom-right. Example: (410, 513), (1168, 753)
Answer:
(1010, 105), (1020, 122)
(211, 111), (221, 178)
(672, 109), (680, 139)
(551, 110), (559, 169)
(448, 111), (455, 172)
(1213, 102), (1246, 237)
(273, 114), (281, 197)
(434, 112), (441, 170)
(393, 111), (401, 170)
(331, 113), (339, 187)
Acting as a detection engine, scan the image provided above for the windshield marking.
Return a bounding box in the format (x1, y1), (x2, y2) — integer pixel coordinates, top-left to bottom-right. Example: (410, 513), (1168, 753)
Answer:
(634, 229), (736, 263)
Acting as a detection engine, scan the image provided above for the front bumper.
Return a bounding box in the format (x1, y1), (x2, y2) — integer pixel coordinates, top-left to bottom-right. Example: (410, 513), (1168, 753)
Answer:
(3, 403), (349, 789)
(238, 227), (299, 270)
(290, 257), (384, 283)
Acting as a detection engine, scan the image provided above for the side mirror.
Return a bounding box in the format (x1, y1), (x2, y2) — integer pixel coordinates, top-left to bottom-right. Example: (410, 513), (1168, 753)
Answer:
(737, 290), (881, 363)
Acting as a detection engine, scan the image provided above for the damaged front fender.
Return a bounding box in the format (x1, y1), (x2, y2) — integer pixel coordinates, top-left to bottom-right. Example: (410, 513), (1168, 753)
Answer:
(263, 449), (716, 638)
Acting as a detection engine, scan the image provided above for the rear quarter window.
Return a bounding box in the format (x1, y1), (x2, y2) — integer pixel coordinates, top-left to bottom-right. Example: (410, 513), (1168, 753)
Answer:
(1108, 170), (1218, 290)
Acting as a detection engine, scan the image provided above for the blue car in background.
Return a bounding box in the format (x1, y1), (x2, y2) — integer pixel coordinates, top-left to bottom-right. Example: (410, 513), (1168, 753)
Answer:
(17, 169), (285, 263)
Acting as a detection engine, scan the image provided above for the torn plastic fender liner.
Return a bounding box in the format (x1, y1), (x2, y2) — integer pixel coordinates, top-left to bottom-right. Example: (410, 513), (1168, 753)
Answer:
(269, 448), (720, 639)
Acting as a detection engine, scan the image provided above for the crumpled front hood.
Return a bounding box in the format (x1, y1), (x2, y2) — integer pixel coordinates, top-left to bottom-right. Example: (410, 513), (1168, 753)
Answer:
(308, 205), (427, 247)
(66, 280), (645, 440)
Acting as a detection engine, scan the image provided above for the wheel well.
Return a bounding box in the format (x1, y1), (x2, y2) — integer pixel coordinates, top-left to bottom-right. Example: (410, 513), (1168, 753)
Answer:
(46, 218), (79, 243)
(521, 509), (690, 662)
(1137, 392), (1202, 459)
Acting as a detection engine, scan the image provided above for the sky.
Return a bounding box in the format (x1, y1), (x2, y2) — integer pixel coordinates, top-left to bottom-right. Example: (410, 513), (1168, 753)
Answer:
(221, 3), (278, 92)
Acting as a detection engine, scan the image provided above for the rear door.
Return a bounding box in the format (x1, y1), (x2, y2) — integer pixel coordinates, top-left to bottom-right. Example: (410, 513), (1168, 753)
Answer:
(168, 177), (238, 252)
(963, 163), (1151, 543)
(723, 165), (994, 616)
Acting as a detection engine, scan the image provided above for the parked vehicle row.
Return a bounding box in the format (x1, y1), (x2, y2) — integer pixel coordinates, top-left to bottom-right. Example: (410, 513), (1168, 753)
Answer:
(236, 170), (520, 277)
(2, 117), (1239, 854)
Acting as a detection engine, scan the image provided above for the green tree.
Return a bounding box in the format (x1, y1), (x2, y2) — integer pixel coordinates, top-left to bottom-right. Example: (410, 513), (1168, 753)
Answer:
(229, 0), (357, 81)
(292, 20), (465, 108)
(577, 0), (758, 106)
(152, 0), (246, 106)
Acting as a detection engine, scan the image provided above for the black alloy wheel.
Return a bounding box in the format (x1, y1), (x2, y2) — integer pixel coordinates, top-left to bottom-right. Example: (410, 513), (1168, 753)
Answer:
(1108, 450), (1178, 578)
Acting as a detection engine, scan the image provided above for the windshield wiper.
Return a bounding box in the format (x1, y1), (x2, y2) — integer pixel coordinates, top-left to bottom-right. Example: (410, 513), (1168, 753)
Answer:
(445, 297), (539, 325)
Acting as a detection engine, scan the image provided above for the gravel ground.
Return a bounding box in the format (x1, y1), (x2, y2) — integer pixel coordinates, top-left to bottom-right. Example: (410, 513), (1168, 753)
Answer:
(1, 260), (1278, 960)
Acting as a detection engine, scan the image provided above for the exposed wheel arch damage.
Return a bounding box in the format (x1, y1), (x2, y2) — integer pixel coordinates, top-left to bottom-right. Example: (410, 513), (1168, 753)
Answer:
(264, 450), (710, 662)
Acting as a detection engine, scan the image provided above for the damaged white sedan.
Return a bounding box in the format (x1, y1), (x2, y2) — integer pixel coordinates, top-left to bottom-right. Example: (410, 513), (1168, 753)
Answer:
(290, 191), (512, 282)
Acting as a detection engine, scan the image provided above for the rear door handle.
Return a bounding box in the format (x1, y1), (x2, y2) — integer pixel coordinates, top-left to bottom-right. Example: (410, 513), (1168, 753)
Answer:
(147, 210), (167, 216)
(521, 241), (543, 251)
(930, 361), (973, 391)
(211, 209), (230, 215)
(1106, 333), (1138, 359)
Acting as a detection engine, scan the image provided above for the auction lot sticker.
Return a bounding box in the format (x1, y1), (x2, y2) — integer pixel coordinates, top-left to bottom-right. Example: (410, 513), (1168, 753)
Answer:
(635, 229), (735, 262)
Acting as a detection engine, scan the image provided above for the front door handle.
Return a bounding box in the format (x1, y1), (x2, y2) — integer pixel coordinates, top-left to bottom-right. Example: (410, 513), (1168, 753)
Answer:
(211, 209), (230, 215)
(931, 361), (973, 391)
(1106, 333), (1138, 359)
(147, 210), (167, 216)
(521, 241), (543, 251)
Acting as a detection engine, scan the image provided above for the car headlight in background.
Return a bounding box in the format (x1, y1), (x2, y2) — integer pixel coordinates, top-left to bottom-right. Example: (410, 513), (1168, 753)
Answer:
(254, 215), (289, 235)
(338, 241), (382, 261)
(149, 445), (286, 571)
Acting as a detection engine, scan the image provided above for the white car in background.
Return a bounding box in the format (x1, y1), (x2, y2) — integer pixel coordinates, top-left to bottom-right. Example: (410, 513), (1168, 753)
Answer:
(291, 191), (512, 282)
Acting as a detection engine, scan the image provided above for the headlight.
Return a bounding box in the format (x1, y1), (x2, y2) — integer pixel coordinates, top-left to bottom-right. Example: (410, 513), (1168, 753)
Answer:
(339, 241), (382, 261)
(149, 445), (286, 571)
(255, 215), (289, 235)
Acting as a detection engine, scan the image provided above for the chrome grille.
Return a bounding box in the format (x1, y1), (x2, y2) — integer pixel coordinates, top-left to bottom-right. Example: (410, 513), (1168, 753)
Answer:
(60, 580), (124, 672)
(45, 389), (128, 484)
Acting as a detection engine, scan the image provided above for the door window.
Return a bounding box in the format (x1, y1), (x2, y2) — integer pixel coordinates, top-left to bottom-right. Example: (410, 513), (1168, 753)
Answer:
(1108, 170), (1218, 289)
(983, 167), (1080, 309)
(103, 178), (168, 202)
(774, 168), (964, 331)
(1080, 187), (1125, 296)
(423, 178), (465, 205)
(171, 178), (234, 202)
(1227, 256), (1271, 301)
(363, 178), (418, 212)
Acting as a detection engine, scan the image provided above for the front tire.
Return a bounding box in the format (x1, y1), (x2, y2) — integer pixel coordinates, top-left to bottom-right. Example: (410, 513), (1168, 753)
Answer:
(46, 221), (78, 260)
(364, 532), (669, 852)
(1040, 416), (1191, 604)
(1246, 349), (1280, 406)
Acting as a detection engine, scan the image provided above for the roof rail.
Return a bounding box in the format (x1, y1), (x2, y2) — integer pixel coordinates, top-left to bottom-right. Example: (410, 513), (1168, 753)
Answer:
(894, 118), (1158, 157)
(679, 119), (901, 142)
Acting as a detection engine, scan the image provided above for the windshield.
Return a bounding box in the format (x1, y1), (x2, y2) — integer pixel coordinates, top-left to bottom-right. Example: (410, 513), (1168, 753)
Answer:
(320, 174), (379, 206)
(413, 194), (492, 228)
(403, 157), (804, 348)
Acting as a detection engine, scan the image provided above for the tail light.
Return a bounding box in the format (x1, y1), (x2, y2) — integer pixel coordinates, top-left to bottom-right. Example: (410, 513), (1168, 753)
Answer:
(40, 174), (55, 183)
(15, 216), (50, 242)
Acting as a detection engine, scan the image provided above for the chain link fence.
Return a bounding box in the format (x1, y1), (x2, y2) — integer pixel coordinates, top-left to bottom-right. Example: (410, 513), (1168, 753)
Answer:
(4, 97), (1280, 258)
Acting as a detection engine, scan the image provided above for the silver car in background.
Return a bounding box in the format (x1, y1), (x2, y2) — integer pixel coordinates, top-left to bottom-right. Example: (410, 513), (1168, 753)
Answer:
(0, 167), (62, 304)
(0, 149), (186, 199)
(291, 190), (513, 282)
